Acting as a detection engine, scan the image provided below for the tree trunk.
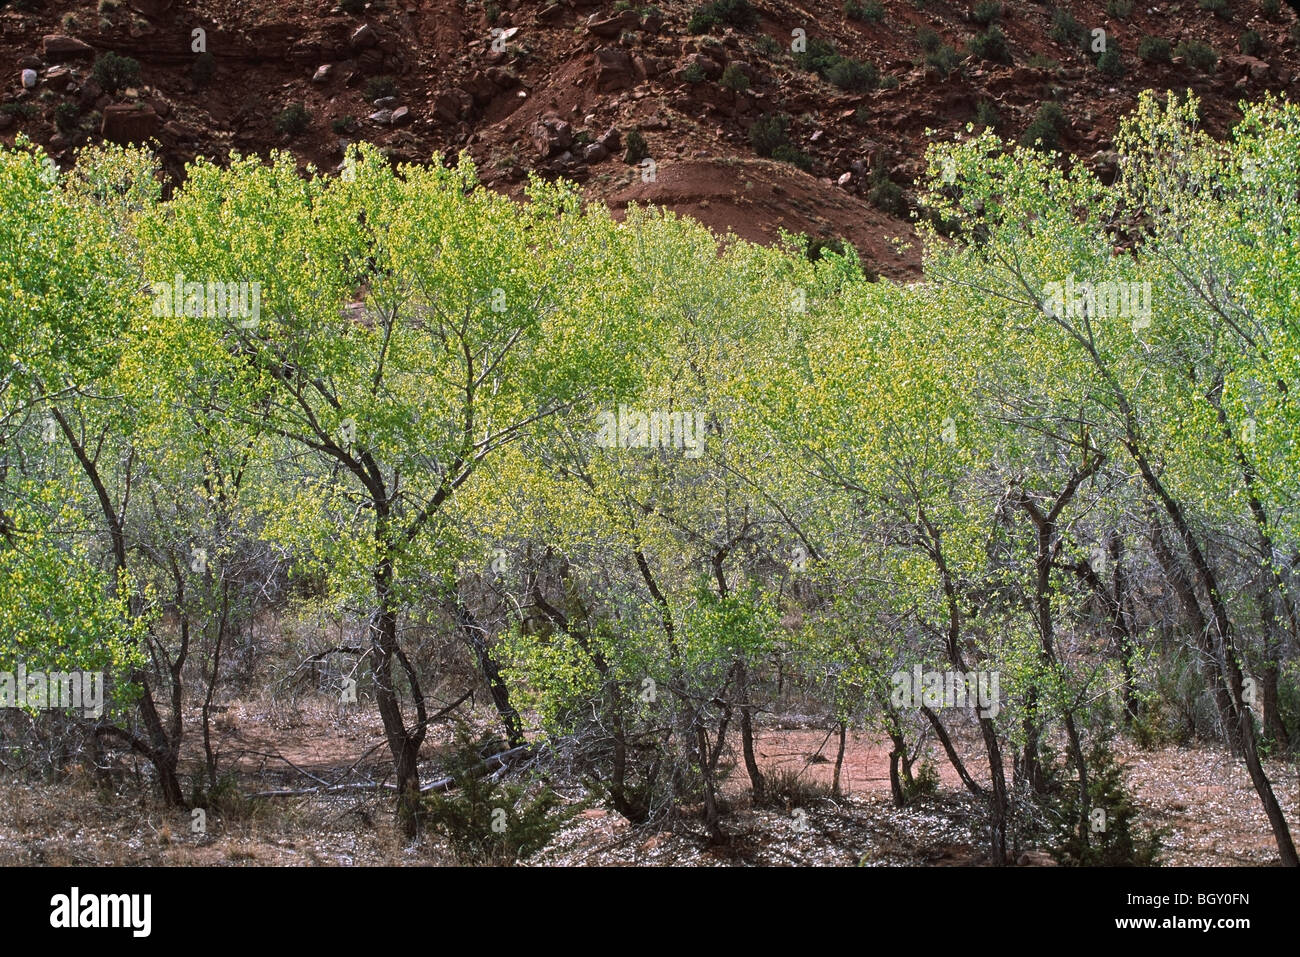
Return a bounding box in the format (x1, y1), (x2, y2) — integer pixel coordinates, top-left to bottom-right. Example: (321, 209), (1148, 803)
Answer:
(736, 660), (765, 804)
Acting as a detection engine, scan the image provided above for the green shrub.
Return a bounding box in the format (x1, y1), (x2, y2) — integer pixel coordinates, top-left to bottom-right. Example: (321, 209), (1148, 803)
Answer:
(1239, 29), (1263, 56)
(1261, 0), (1279, 16)
(793, 36), (877, 90)
(1097, 47), (1124, 77)
(1175, 39), (1217, 72)
(1106, 0), (1134, 16)
(53, 102), (79, 132)
(772, 143), (814, 171)
(974, 98), (1000, 131)
(755, 33), (782, 56)
(331, 115), (357, 134)
(973, 1), (1003, 25)
(1049, 7), (1087, 50)
(623, 129), (649, 163)
(1197, 0), (1231, 18)
(879, 73), (900, 89)
(807, 236), (852, 261)
(1020, 101), (1067, 150)
(365, 75), (397, 101)
(868, 166), (907, 215)
(1138, 35), (1171, 63)
(826, 55), (878, 90)
(844, 0), (886, 21)
(422, 733), (581, 865)
(1046, 743), (1165, 866)
(339, 0), (365, 12)
(925, 44), (963, 76)
(274, 103), (312, 137)
(969, 25), (1012, 63)
(902, 760), (940, 803)
(688, 0), (758, 33)
(682, 61), (707, 84)
(794, 35), (841, 73)
(91, 52), (141, 94)
(720, 63), (751, 91)
(0, 103), (37, 119)
(917, 26), (942, 53)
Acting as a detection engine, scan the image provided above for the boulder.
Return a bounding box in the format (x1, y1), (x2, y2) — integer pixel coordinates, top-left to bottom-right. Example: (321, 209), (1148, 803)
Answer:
(597, 125), (621, 151)
(42, 36), (94, 60)
(350, 24), (378, 50)
(594, 46), (634, 91)
(101, 103), (158, 144)
(531, 115), (573, 156)
(44, 65), (73, 90)
(586, 10), (640, 38)
(433, 88), (472, 122)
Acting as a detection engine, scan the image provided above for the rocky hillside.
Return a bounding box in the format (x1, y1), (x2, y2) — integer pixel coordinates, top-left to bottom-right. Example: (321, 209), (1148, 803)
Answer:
(4, 0), (1298, 277)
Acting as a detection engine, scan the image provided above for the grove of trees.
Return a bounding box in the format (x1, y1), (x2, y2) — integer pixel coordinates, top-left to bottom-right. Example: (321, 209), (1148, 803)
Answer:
(2, 90), (1297, 865)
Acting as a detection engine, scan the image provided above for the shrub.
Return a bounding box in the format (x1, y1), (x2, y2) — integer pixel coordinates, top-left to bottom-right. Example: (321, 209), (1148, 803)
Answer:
(1020, 101), (1067, 150)
(1097, 47), (1124, 77)
(755, 33), (782, 56)
(1261, 0), (1280, 17)
(925, 44), (963, 76)
(1137, 35), (1171, 63)
(1049, 7), (1087, 49)
(1239, 29), (1263, 56)
(762, 765), (834, 809)
(331, 115), (357, 134)
(773, 143), (814, 171)
(750, 112), (789, 156)
(422, 733), (581, 865)
(792, 36), (877, 90)
(1106, 0), (1134, 17)
(917, 26), (942, 53)
(719, 63), (750, 91)
(274, 103), (312, 137)
(879, 73), (900, 89)
(969, 25), (1012, 63)
(0, 103), (37, 119)
(688, 0), (758, 33)
(1174, 39), (1217, 72)
(623, 128), (649, 163)
(682, 61), (707, 84)
(867, 167), (907, 215)
(973, 0), (1003, 25)
(365, 75), (397, 101)
(53, 102), (79, 132)
(844, 0), (886, 21)
(826, 55), (878, 90)
(1197, 0), (1232, 18)
(1046, 743), (1164, 866)
(902, 760), (940, 803)
(807, 236), (853, 261)
(974, 98), (1000, 131)
(91, 52), (141, 94)
(339, 0), (365, 12)
(793, 35), (840, 73)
